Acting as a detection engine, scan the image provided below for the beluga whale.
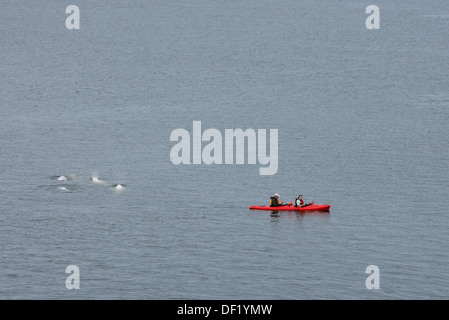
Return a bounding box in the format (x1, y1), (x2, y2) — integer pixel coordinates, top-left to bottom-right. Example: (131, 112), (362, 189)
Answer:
(113, 184), (126, 192)
(90, 174), (108, 185)
(52, 174), (77, 181)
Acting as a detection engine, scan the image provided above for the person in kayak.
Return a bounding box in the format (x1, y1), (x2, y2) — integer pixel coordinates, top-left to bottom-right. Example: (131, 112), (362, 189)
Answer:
(270, 193), (292, 207)
(294, 195), (314, 207)
(270, 193), (284, 207)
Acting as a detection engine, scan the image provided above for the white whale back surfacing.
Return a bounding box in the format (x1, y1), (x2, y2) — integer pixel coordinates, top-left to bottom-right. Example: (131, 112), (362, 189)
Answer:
(91, 176), (108, 185)
(91, 174), (126, 191)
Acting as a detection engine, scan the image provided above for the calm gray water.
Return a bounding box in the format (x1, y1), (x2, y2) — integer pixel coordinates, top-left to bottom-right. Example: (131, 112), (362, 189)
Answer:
(1, 0), (448, 299)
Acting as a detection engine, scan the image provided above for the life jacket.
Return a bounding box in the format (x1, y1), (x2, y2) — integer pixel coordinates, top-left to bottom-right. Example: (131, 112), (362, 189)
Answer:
(270, 197), (280, 207)
(295, 198), (304, 207)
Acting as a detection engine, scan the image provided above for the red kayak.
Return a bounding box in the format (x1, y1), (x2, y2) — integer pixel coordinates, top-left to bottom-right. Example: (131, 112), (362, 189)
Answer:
(249, 204), (330, 212)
